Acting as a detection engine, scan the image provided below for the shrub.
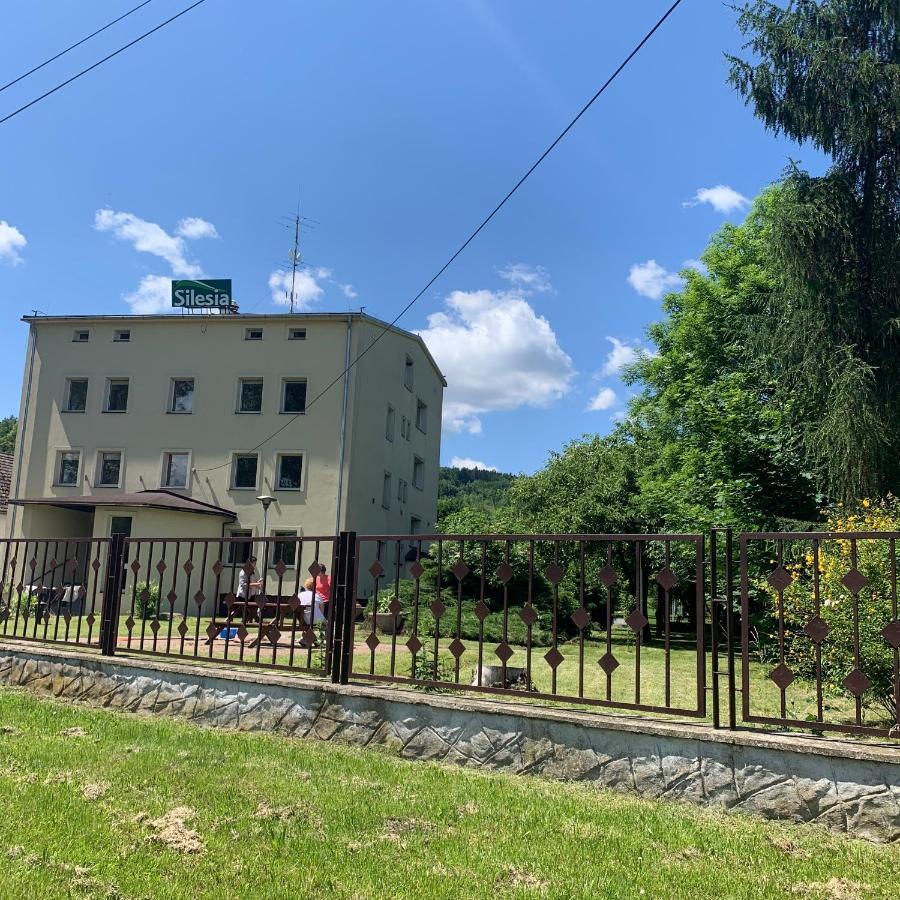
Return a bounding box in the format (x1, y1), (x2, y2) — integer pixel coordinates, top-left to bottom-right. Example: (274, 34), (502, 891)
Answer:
(135, 582), (161, 620)
(764, 498), (899, 723)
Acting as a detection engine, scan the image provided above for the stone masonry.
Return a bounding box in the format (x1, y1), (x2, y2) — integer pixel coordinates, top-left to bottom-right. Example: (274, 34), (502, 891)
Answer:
(0, 642), (897, 843)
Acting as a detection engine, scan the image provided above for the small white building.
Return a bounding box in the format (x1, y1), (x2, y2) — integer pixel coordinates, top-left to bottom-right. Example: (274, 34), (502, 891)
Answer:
(10, 312), (445, 553)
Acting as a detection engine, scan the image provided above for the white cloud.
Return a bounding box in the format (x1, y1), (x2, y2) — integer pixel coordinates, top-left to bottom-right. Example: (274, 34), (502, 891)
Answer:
(628, 259), (682, 300)
(176, 217), (219, 240)
(94, 208), (201, 277)
(268, 268), (326, 309)
(586, 387), (617, 412)
(123, 274), (171, 314)
(0, 221), (26, 265)
(418, 287), (575, 434)
(684, 185), (749, 215)
(450, 456), (498, 472)
(339, 283), (358, 299)
(602, 337), (638, 377)
(499, 262), (552, 293)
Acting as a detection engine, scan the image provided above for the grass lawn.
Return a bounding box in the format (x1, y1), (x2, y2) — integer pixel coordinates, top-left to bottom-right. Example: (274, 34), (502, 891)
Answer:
(0, 688), (897, 899)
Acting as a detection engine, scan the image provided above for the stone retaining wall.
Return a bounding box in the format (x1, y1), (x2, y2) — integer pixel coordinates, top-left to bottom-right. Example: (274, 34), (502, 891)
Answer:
(0, 642), (898, 843)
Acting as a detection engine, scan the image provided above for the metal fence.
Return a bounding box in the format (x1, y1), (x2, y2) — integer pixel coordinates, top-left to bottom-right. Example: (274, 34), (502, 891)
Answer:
(0, 529), (898, 739)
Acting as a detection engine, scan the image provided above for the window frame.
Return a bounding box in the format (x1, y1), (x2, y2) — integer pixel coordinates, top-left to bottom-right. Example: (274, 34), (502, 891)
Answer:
(280, 377), (308, 415)
(112, 329), (131, 343)
(54, 449), (81, 487)
(62, 377), (88, 413)
(231, 453), (260, 491)
(244, 327), (264, 342)
(271, 530), (298, 568)
(416, 398), (428, 433)
(226, 528), (254, 566)
(168, 377), (195, 414)
(103, 377), (130, 414)
(382, 471), (392, 510)
(275, 452), (305, 492)
(72, 329), (90, 343)
(236, 377), (264, 414)
(413, 456), (425, 491)
(385, 404), (395, 442)
(404, 355), (414, 391)
(94, 449), (124, 489)
(287, 327), (307, 341)
(160, 450), (191, 489)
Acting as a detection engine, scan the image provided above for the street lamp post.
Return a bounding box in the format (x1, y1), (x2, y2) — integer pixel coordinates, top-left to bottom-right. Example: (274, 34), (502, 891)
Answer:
(257, 495), (274, 591)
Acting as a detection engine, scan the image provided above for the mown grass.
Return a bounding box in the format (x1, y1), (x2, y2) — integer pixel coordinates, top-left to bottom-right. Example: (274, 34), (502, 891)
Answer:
(0, 687), (897, 899)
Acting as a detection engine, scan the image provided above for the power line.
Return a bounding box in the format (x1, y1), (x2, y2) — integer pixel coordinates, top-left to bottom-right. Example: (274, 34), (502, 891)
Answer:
(196, 0), (686, 473)
(0, 0), (157, 95)
(0, 0), (210, 127)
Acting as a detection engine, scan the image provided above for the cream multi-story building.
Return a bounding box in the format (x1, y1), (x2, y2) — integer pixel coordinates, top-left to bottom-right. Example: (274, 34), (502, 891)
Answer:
(9, 312), (445, 553)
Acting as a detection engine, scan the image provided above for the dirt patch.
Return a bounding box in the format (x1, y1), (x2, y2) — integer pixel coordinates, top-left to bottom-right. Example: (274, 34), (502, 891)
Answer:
(378, 817), (435, 847)
(668, 846), (702, 863)
(60, 726), (88, 738)
(148, 807), (205, 854)
(254, 801), (300, 822)
(768, 835), (811, 858)
(495, 865), (549, 894)
(457, 802), (478, 817)
(792, 878), (866, 900)
(0, 725), (22, 736)
(82, 782), (108, 802)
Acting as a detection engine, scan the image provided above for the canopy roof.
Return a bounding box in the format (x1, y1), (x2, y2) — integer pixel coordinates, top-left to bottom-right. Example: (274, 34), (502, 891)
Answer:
(9, 489), (235, 520)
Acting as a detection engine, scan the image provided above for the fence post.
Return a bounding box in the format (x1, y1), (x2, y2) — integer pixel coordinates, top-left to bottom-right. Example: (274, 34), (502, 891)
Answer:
(710, 530), (720, 728)
(329, 531), (357, 685)
(99, 533), (125, 656)
(724, 527), (736, 729)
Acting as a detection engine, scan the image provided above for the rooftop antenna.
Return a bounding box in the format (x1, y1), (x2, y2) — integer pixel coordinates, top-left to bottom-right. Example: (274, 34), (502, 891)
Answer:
(287, 213), (301, 314)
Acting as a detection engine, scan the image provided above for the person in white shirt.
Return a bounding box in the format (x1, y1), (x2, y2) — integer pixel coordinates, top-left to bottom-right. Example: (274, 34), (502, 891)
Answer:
(298, 577), (326, 625)
(237, 556), (263, 600)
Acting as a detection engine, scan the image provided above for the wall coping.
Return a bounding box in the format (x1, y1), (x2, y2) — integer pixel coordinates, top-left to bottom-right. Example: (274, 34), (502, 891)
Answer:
(1, 640), (897, 766)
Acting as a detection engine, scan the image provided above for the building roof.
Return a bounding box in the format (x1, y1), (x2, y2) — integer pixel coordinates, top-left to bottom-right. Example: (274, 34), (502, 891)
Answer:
(8, 489), (236, 520)
(21, 310), (447, 386)
(0, 453), (12, 514)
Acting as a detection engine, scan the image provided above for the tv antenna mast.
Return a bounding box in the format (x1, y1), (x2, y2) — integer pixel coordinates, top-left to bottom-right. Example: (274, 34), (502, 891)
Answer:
(287, 213), (302, 314)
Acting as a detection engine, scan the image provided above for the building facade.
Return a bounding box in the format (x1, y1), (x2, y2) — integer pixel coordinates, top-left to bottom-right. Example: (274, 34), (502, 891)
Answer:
(10, 312), (444, 556)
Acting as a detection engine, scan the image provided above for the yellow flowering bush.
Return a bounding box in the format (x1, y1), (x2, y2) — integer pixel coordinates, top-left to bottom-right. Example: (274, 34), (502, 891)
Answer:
(763, 498), (899, 724)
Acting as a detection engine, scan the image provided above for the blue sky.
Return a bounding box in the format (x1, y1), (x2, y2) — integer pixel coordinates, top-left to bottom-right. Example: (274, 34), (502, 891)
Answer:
(0, 1), (825, 475)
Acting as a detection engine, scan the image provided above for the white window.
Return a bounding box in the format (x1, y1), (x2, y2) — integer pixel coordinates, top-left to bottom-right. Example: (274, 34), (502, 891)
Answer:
(276, 453), (304, 490)
(404, 355), (414, 391)
(161, 452), (190, 488)
(227, 528), (253, 565)
(104, 378), (129, 413)
(410, 516), (422, 535)
(238, 378), (263, 413)
(386, 404), (395, 442)
(95, 451), (123, 488)
(232, 454), (259, 489)
(382, 472), (392, 509)
(416, 398), (428, 433)
(72, 329), (89, 343)
(398, 478), (408, 504)
(288, 328), (306, 341)
(113, 329), (131, 342)
(55, 450), (80, 486)
(170, 378), (194, 413)
(272, 530), (298, 568)
(400, 415), (410, 441)
(413, 456), (424, 490)
(281, 378), (307, 414)
(63, 378), (88, 413)
(245, 328), (263, 341)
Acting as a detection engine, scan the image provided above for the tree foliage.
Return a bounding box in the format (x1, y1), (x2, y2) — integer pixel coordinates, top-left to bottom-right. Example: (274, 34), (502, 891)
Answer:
(0, 417), (16, 456)
(729, 0), (900, 500)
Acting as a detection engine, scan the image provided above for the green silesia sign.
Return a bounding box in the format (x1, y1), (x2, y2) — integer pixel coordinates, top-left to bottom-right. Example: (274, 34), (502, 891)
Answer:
(171, 279), (233, 309)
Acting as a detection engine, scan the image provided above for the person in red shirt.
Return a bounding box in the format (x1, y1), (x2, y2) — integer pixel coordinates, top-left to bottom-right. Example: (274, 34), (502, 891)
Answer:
(313, 565), (331, 602)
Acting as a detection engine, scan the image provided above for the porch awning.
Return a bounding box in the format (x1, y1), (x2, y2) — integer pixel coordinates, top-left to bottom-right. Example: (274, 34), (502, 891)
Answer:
(8, 489), (236, 521)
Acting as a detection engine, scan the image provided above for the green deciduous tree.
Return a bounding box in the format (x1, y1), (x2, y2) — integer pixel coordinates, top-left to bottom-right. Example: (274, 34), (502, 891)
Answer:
(0, 417), (16, 456)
